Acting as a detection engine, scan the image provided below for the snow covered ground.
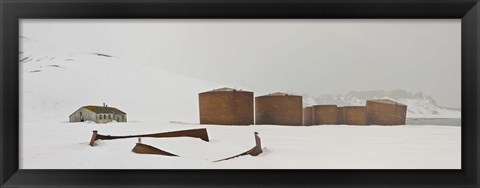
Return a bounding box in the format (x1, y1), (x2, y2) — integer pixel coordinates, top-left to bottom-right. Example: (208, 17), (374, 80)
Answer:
(19, 38), (461, 169)
(20, 122), (460, 169)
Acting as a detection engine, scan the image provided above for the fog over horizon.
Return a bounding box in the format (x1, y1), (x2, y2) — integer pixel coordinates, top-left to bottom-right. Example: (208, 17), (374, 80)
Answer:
(21, 19), (461, 108)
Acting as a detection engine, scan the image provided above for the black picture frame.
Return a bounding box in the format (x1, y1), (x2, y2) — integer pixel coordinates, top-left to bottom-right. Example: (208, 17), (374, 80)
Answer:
(1, 0), (479, 187)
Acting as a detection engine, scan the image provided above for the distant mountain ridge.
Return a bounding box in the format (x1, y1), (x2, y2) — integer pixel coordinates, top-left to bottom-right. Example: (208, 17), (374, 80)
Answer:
(302, 90), (461, 118)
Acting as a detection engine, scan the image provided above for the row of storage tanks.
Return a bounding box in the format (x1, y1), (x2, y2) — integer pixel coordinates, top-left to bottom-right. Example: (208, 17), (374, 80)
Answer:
(199, 87), (407, 126)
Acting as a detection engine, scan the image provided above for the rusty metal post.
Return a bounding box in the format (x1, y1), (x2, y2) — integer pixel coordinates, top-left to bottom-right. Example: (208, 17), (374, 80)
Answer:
(89, 130), (98, 146)
(249, 132), (263, 156)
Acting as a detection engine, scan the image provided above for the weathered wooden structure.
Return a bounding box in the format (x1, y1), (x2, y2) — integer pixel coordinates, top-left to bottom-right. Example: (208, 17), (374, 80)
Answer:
(199, 87), (254, 125)
(69, 104), (126, 123)
(366, 99), (407, 125)
(255, 92), (302, 125)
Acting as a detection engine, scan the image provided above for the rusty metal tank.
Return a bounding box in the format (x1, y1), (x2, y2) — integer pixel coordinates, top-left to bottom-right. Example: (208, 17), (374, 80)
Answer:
(199, 87), (254, 125)
(303, 106), (313, 126)
(337, 107), (345, 124)
(344, 106), (367, 125)
(255, 92), (302, 125)
(366, 99), (407, 125)
(303, 105), (338, 125)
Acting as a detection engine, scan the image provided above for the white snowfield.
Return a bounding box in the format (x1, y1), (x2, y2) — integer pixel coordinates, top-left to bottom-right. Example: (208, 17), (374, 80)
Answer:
(19, 38), (460, 169)
(20, 122), (460, 169)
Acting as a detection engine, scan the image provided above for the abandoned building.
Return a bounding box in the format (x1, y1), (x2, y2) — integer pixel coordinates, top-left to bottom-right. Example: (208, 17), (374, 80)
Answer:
(255, 92), (302, 125)
(69, 104), (127, 123)
(344, 106), (367, 125)
(366, 99), (407, 125)
(198, 87), (254, 125)
(303, 105), (338, 125)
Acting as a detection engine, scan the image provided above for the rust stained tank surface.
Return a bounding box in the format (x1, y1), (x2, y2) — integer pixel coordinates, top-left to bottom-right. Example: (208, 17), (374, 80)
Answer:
(303, 105), (338, 125)
(199, 87), (254, 125)
(344, 106), (367, 125)
(337, 107), (345, 125)
(255, 92), (302, 125)
(313, 105), (338, 125)
(366, 99), (407, 125)
(303, 107), (313, 126)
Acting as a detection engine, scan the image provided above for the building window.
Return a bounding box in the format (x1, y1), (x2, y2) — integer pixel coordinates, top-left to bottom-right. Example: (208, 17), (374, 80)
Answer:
(104, 114), (106, 119)
(99, 115), (102, 120)
(109, 114), (112, 119)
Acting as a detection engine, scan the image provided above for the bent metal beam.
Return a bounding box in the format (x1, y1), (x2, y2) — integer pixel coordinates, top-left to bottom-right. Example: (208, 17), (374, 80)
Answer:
(129, 132), (263, 162)
(213, 132), (263, 162)
(89, 128), (209, 146)
(131, 143), (178, 157)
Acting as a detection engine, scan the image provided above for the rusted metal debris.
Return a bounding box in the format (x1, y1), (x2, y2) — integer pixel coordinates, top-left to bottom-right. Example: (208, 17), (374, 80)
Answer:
(212, 132), (262, 162)
(131, 143), (178, 157)
(128, 132), (263, 162)
(89, 128), (209, 146)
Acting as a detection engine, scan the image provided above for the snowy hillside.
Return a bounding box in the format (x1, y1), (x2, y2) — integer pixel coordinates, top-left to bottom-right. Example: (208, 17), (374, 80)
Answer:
(20, 37), (223, 124)
(303, 90), (461, 118)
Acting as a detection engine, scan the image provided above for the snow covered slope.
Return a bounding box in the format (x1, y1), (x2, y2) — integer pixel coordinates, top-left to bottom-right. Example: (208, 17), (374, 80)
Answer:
(20, 37), (223, 123)
(303, 90), (461, 118)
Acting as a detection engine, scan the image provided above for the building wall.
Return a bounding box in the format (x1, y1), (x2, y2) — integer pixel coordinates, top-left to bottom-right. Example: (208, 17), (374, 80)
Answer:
(113, 114), (127, 123)
(69, 108), (98, 123)
(255, 95), (302, 125)
(312, 105), (338, 125)
(344, 106), (367, 125)
(366, 101), (407, 125)
(199, 91), (254, 125)
(337, 107), (345, 124)
(97, 113), (111, 124)
(303, 107), (313, 126)
(96, 113), (127, 124)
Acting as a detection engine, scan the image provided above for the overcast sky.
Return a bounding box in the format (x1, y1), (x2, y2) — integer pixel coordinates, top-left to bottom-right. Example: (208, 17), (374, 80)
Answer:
(20, 19), (461, 108)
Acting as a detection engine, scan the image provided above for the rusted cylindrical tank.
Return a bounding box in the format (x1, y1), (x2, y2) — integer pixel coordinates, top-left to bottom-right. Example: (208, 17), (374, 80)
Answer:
(366, 99), (407, 125)
(303, 105), (338, 125)
(199, 88), (254, 125)
(255, 92), (302, 125)
(303, 106), (314, 126)
(337, 107), (345, 124)
(344, 106), (367, 125)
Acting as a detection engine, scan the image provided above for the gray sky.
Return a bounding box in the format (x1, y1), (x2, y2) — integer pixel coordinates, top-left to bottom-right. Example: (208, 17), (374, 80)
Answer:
(21, 19), (461, 108)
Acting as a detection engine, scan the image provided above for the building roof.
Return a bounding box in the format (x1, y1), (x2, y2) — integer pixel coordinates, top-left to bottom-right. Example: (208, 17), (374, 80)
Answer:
(258, 92), (300, 97)
(200, 87), (252, 94)
(82, 105), (126, 114)
(367, 99), (406, 106)
(213, 87), (237, 92)
(268, 92), (289, 96)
